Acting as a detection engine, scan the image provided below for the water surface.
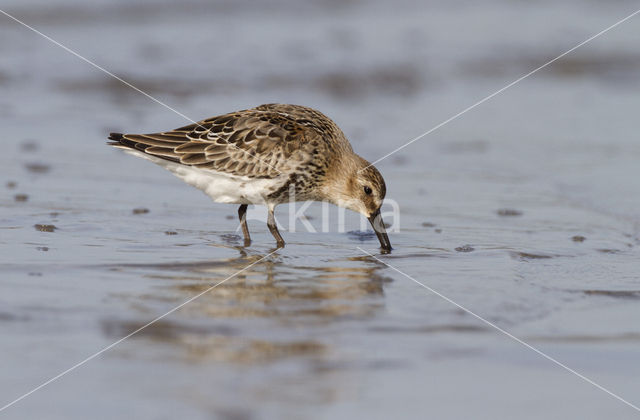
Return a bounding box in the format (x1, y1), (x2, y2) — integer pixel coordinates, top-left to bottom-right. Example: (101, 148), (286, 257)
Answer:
(1, 1), (640, 418)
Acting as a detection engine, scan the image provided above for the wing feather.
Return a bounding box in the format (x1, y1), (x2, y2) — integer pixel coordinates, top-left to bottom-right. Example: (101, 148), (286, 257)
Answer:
(109, 104), (341, 178)
(174, 142), (209, 153)
(145, 147), (180, 161)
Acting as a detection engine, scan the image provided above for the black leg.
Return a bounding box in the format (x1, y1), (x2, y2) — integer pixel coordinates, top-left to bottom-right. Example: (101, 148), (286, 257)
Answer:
(238, 204), (251, 246)
(267, 207), (285, 248)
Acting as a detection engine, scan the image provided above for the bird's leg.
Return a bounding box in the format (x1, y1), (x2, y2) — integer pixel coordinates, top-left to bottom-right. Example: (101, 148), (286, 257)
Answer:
(267, 206), (285, 248)
(237, 204), (251, 246)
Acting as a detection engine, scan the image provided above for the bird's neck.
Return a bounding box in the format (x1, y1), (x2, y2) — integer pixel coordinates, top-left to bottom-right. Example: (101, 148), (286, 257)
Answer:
(318, 153), (360, 208)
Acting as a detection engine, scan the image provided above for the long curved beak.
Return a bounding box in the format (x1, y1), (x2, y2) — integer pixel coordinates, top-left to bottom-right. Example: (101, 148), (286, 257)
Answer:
(368, 208), (392, 252)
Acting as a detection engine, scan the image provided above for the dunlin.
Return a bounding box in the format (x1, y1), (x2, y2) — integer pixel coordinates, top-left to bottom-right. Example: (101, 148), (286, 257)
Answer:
(108, 103), (391, 251)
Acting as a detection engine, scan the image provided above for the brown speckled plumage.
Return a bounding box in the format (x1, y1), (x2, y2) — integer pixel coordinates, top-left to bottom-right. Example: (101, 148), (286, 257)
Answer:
(109, 103), (391, 250)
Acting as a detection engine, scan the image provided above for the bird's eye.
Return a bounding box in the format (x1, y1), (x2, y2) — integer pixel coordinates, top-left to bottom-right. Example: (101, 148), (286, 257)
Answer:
(364, 186), (372, 195)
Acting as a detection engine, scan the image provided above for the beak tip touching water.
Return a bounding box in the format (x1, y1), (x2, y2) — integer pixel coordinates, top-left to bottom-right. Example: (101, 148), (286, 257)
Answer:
(368, 209), (392, 253)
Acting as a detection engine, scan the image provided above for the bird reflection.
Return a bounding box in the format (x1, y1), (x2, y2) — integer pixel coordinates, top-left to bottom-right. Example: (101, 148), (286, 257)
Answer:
(103, 243), (392, 364)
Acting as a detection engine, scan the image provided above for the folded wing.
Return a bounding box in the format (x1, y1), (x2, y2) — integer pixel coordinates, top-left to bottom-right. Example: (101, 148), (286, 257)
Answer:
(109, 108), (322, 179)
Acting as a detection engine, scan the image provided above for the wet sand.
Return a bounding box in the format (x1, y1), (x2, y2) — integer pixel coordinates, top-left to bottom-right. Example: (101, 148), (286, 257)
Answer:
(1, 1), (640, 419)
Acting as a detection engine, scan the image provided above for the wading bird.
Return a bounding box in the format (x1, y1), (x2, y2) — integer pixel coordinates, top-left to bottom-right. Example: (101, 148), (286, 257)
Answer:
(109, 104), (391, 251)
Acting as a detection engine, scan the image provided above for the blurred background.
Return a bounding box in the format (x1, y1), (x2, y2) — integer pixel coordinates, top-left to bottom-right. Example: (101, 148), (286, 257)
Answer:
(1, 0), (640, 419)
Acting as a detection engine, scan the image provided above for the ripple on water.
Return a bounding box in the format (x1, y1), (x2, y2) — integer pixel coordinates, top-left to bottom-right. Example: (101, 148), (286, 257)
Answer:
(510, 251), (554, 261)
(347, 230), (376, 242)
(24, 162), (51, 174)
(102, 250), (392, 363)
(496, 208), (523, 217)
(101, 318), (326, 364)
(20, 140), (39, 152)
(583, 290), (640, 299)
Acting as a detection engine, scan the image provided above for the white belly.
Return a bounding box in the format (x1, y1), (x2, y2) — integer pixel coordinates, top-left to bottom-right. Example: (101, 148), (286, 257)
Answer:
(121, 148), (285, 205)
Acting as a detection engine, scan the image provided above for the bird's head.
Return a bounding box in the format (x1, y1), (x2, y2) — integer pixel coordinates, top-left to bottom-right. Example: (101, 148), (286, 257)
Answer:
(323, 155), (392, 252)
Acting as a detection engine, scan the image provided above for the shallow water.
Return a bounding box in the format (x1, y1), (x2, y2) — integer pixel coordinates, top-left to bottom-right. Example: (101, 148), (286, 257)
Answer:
(1, 0), (640, 419)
